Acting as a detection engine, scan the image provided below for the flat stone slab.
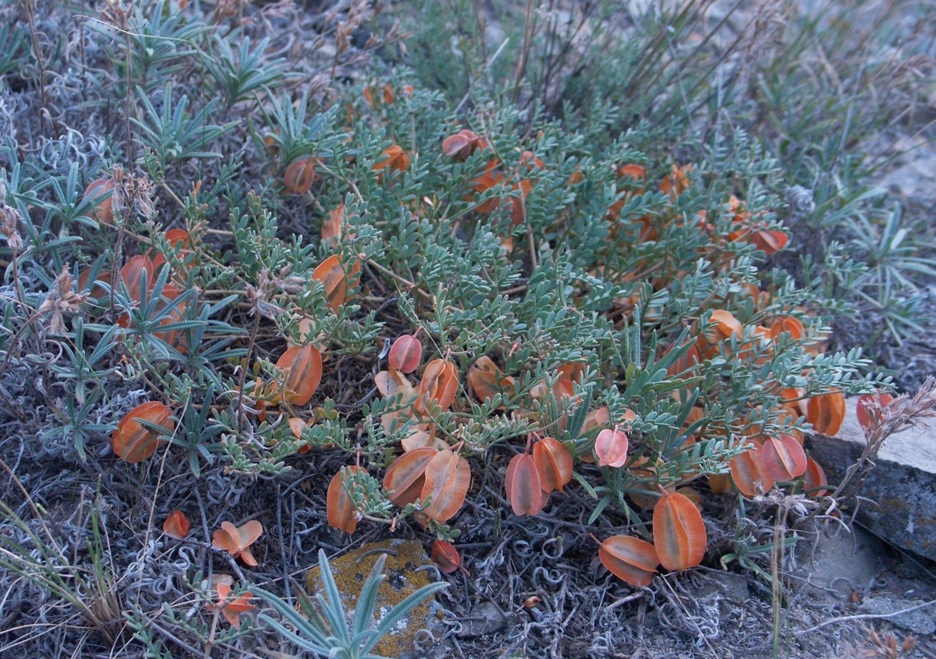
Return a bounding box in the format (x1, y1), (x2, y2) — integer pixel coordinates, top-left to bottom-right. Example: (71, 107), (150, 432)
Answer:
(806, 396), (936, 561)
(305, 539), (443, 657)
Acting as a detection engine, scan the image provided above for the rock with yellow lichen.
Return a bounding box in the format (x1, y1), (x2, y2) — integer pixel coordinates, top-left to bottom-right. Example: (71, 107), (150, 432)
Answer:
(305, 539), (444, 657)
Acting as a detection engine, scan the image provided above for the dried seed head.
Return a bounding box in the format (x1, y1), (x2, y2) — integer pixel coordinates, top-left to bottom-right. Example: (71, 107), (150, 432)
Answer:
(0, 202), (23, 254)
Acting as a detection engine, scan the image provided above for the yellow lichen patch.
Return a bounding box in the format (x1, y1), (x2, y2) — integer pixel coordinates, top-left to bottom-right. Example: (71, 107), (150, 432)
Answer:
(305, 539), (439, 656)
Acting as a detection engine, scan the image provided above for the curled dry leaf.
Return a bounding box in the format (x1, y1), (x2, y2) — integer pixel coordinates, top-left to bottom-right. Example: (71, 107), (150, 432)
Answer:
(212, 520), (263, 567)
(327, 466), (364, 534)
(213, 583), (255, 628)
(653, 491), (706, 572)
(420, 448), (470, 524)
(283, 157), (316, 194)
(275, 344), (323, 407)
(430, 539), (462, 574)
(415, 358), (459, 416)
(594, 428), (629, 468)
(375, 368), (415, 401)
(163, 510), (190, 539)
(505, 453), (546, 516)
(112, 401), (174, 463)
(761, 434), (808, 482)
(383, 447), (438, 507)
(400, 425), (448, 452)
(389, 333), (423, 373)
(856, 392), (895, 434)
(806, 389), (846, 436)
(598, 535), (659, 587)
(289, 417), (307, 438)
(532, 437), (573, 494)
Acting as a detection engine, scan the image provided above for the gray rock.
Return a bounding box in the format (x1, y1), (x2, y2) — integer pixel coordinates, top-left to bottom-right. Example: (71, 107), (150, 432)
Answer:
(858, 596), (936, 636)
(455, 600), (514, 638)
(806, 396), (936, 561)
(792, 522), (885, 599)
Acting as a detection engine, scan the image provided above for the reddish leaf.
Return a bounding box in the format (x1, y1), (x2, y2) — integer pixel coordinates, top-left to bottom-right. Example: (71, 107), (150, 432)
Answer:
(163, 510), (190, 539)
(415, 358), (459, 416)
(769, 316), (804, 341)
(509, 179), (533, 227)
(519, 150), (544, 171)
(313, 254), (349, 312)
(594, 428), (628, 468)
(598, 535), (659, 587)
(806, 389), (846, 436)
(283, 157), (316, 194)
(442, 129), (481, 160)
(212, 520), (263, 567)
(803, 457), (829, 498)
(761, 434), (808, 481)
(532, 437), (573, 494)
(373, 145), (410, 181)
(327, 466), (364, 534)
(150, 228), (193, 272)
(389, 333), (423, 374)
(466, 356), (514, 404)
(83, 178), (116, 225)
(752, 229), (789, 255)
(430, 539), (462, 574)
(469, 160), (504, 213)
(322, 204), (345, 247)
(581, 406), (611, 435)
(659, 163), (692, 197)
(706, 309), (744, 343)
(653, 491), (707, 571)
(383, 447), (438, 507)
(112, 401), (174, 463)
(856, 392), (895, 434)
(275, 344), (323, 407)
(675, 487), (704, 510)
(152, 283), (189, 353)
(665, 341), (701, 379)
(708, 473), (732, 494)
(420, 449), (470, 524)
(729, 440), (775, 497)
(505, 453), (546, 516)
(617, 163), (647, 183)
(119, 254), (157, 304)
(213, 583), (255, 628)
